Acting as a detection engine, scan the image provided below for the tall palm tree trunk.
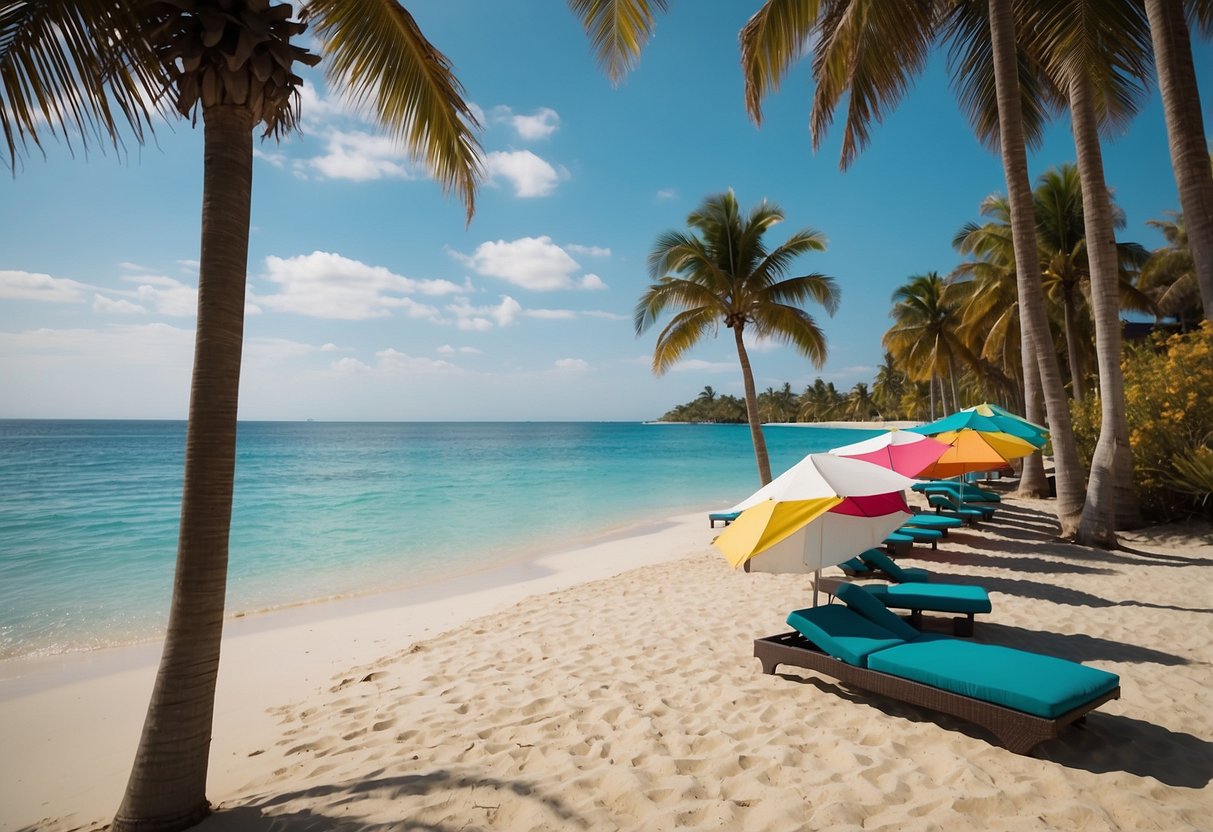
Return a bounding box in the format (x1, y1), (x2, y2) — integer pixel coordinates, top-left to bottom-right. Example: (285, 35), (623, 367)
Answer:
(1062, 288), (1086, 400)
(987, 0), (1085, 534)
(1145, 0), (1213, 321)
(1069, 76), (1140, 545)
(114, 104), (253, 832)
(733, 325), (773, 485)
(1019, 358), (1049, 496)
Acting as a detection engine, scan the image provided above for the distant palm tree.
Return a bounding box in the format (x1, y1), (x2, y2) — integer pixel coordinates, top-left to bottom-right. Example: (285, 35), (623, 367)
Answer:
(883, 272), (975, 420)
(1141, 212), (1204, 330)
(847, 382), (880, 420)
(636, 190), (839, 484)
(697, 385), (718, 404)
(2, 4), (483, 829)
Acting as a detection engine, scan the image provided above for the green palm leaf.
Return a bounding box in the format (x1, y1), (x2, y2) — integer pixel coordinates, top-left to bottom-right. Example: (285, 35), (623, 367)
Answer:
(567, 0), (668, 85)
(739, 0), (823, 125)
(0, 0), (170, 168)
(304, 0), (483, 221)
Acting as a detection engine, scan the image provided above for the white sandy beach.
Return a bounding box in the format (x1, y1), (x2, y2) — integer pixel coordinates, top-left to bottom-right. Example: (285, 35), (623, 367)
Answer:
(3, 492), (1212, 831)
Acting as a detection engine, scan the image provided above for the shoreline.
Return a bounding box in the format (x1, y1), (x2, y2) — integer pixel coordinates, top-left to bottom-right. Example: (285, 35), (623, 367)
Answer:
(6, 497), (1212, 831)
(0, 510), (714, 830)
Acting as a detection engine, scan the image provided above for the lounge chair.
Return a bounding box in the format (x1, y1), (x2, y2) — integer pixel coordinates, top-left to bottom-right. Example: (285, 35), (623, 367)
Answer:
(901, 513), (965, 535)
(897, 525), (944, 549)
(883, 532), (914, 555)
(927, 494), (987, 524)
(913, 480), (1002, 503)
(928, 493), (997, 520)
(855, 548), (929, 581)
(709, 510), (740, 528)
(753, 584), (1120, 753)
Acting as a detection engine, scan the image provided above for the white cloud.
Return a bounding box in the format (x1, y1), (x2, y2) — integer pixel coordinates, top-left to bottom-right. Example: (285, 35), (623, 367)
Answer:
(125, 275), (199, 317)
(583, 310), (629, 321)
(670, 359), (736, 372)
(253, 147), (288, 168)
(656, 188), (678, 200)
(526, 308), (578, 320)
(567, 244), (611, 257)
(93, 294), (145, 314)
(118, 262), (154, 273)
(437, 344), (483, 355)
(331, 356), (372, 374)
(257, 251), (460, 320)
(510, 107), (560, 140)
(554, 358), (589, 372)
(579, 274), (607, 290)
(452, 236), (594, 291)
(307, 130), (419, 181)
(374, 347), (456, 374)
(485, 150), (561, 197)
(447, 295), (522, 330)
(0, 270), (88, 303)
(320, 343), (341, 352)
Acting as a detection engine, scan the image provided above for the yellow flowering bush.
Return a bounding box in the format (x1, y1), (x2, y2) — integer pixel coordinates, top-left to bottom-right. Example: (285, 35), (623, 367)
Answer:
(1070, 322), (1213, 519)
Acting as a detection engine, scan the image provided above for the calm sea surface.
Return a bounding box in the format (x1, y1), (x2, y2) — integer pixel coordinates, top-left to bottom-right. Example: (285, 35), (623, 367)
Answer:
(0, 420), (880, 659)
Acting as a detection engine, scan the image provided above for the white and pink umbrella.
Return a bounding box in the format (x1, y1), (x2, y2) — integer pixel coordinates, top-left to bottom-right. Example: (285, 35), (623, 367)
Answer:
(830, 429), (950, 478)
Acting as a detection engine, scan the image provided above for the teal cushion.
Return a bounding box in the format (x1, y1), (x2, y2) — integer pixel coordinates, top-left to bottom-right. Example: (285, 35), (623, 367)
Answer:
(786, 605), (906, 667)
(903, 515), (965, 530)
(834, 583), (922, 641)
(858, 550), (930, 583)
(867, 639), (1120, 718)
(899, 526), (944, 540)
(838, 556), (871, 575)
(868, 583), (992, 614)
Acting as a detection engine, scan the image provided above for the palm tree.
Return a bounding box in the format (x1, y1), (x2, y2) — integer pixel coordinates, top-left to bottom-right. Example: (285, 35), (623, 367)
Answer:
(847, 382), (881, 420)
(739, 0), (1088, 532)
(1025, 0), (1154, 541)
(1141, 213), (1204, 328)
(1144, 0), (1213, 321)
(872, 353), (908, 418)
(636, 190), (840, 484)
(2, 4), (482, 828)
(697, 385), (718, 404)
(883, 272), (975, 420)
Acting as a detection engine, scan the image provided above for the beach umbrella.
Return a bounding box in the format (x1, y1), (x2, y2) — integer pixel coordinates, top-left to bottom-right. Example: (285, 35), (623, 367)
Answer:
(829, 429), (951, 477)
(713, 454), (915, 603)
(962, 402), (1050, 446)
(915, 429), (1039, 479)
(912, 407), (1047, 448)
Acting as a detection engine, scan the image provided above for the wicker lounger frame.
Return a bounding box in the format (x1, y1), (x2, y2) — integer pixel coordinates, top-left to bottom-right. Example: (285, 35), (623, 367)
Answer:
(754, 631), (1120, 754)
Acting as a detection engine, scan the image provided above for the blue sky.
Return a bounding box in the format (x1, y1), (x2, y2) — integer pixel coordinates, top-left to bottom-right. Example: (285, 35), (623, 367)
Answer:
(2, 2), (1210, 421)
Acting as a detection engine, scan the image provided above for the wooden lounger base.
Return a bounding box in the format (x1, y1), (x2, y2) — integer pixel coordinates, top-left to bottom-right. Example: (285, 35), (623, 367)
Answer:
(754, 631), (1120, 755)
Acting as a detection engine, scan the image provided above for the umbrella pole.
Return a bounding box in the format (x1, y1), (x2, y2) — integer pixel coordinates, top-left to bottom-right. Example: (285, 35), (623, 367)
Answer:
(812, 568), (820, 607)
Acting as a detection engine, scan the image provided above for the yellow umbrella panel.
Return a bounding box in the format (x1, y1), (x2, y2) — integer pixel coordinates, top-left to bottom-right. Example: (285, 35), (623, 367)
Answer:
(919, 429), (1039, 478)
(713, 497), (843, 569)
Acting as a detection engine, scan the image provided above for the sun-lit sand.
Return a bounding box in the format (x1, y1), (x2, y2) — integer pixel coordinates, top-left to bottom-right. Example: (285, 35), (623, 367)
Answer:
(3, 489), (1212, 831)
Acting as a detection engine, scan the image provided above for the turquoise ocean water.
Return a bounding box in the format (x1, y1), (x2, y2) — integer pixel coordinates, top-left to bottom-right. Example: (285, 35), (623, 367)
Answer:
(0, 420), (880, 660)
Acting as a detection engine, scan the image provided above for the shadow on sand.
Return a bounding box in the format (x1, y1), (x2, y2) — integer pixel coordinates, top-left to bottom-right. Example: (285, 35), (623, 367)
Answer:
(192, 769), (592, 832)
(776, 673), (1213, 787)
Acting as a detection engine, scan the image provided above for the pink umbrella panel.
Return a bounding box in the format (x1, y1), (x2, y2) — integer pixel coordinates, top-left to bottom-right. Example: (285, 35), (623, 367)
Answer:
(829, 430), (951, 478)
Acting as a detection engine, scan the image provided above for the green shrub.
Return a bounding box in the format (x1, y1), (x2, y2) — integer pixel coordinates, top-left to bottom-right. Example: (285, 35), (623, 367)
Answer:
(1071, 322), (1213, 520)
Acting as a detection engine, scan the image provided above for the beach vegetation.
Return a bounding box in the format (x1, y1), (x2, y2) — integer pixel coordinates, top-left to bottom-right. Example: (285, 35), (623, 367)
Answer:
(636, 189), (839, 485)
(1071, 323), (1213, 520)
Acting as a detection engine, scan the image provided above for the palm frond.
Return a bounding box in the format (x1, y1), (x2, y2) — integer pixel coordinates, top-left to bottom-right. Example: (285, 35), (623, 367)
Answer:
(739, 0), (822, 125)
(651, 306), (719, 374)
(567, 0), (668, 86)
(751, 303), (830, 367)
(1022, 0), (1152, 131)
(305, 0), (483, 222)
(0, 0), (171, 169)
(757, 273), (840, 316)
(634, 277), (724, 335)
(810, 0), (937, 168)
(941, 0), (1059, 151)
(748, 229), (828, 287)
